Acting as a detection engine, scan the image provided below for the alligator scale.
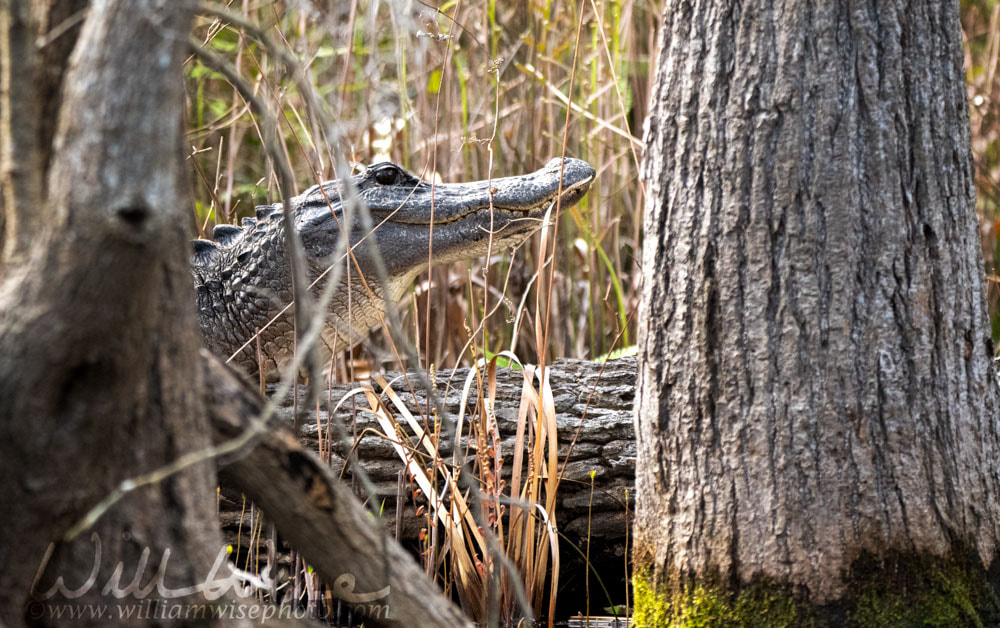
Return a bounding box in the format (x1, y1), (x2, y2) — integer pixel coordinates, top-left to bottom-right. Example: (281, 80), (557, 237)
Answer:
(191, 158), (595, 378)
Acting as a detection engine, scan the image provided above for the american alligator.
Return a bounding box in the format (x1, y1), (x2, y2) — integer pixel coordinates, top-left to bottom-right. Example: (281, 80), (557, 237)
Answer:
(191, 158), (596, 378)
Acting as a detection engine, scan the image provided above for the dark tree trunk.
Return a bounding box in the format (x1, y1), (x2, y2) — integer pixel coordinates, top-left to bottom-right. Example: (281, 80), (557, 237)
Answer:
(0, 2), (222, 625)
(635, 1), (1000, 624)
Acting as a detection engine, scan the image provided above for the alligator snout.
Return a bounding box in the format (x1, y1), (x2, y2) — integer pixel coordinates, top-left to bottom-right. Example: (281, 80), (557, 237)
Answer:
(541, 157), (597, 184)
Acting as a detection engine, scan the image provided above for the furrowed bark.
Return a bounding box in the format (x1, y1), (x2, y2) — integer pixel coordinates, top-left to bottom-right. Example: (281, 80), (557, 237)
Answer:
(265, 357), (636, 543)
(0, 1), (225, 625)
(635, 0), (1000, 624)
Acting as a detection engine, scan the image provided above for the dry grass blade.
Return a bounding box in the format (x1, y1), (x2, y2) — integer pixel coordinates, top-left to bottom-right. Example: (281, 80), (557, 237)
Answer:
(536, 367), (561, 626)
(361, 384), (463, 538)
(369, 375), (502, 619)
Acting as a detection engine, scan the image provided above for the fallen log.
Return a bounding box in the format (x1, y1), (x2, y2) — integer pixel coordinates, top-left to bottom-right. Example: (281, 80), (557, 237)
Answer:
(264, 357), (637, 543)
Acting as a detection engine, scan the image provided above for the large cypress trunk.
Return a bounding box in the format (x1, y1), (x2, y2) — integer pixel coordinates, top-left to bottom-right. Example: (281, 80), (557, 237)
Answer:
(634, 1), (1000, 623)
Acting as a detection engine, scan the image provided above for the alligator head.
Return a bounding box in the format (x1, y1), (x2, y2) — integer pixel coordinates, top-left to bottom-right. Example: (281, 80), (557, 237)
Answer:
(191, 157), (596, 378)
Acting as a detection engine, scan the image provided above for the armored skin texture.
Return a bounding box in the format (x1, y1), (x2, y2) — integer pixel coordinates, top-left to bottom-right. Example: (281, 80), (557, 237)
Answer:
(191, 158), (596, 378)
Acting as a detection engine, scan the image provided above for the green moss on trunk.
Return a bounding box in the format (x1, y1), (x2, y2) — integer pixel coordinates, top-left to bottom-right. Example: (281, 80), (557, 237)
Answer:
(632, 548), (1000, 627)
(632, 570), (815, 627)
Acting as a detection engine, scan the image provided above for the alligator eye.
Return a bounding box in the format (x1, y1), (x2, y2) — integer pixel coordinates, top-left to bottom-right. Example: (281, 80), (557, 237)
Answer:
(374, 166), (398, 186)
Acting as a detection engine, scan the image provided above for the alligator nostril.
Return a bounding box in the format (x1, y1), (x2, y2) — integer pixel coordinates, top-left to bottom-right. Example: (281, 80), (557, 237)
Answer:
(116, 205), (150, 229)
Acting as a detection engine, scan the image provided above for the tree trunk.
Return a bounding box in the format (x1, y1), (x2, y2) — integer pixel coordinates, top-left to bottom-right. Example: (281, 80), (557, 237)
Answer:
(0, 2), (226, 625)
(635, 1), (1000, 624)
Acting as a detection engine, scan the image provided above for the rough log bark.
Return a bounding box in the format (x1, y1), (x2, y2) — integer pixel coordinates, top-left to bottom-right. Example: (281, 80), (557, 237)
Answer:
(258, 357), (638, 543)
(635, 0), (1000, 624)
